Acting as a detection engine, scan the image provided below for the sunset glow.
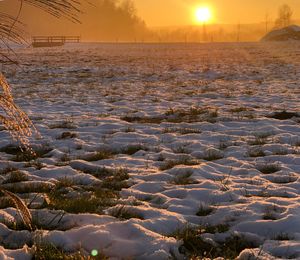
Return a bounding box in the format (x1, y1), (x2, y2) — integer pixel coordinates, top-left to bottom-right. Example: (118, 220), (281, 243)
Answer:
(194, 7), (212, 23)
(1, 0), (300, 259)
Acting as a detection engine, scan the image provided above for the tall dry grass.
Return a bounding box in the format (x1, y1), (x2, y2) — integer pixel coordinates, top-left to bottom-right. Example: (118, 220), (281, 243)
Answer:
(0, 0), (85, 144)
(0, 73), (37, 150)
(0, 1), (85, 231)
(0, 188), (33, 230)
(22, 0), (82, 22)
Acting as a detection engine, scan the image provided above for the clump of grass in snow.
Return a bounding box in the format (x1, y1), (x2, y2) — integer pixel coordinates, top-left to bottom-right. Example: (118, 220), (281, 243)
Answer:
(272, 148), (289, 155)
(24, 160), (44, 170)
(229, 107), (249, 113)
(247, 147), (266, 157)
(82, 149), (114, 162)
(196, 204), (214, 216)
(80, 166), (128, 180)
(121, 115), (163, 124)
(0, 144), (52, 162)
(46, 168), (130, 214)
(262, 211), (277, 220)
(33, 242), (108, 260)
(101, 168), (130, 191)
(172, 145), (190, 154)
(248, 136), (268, 146)
(159, 157), (199, 171)
(219, 139), (232, 150)
(56, 177), (76, 189)
(257, 163), (281, 174)
(201, 149), (224, 161)
(172, 171), (198, 185)
(274, 233), (293, 241)
(262, 204), (282, 220)
(48, 119), (76, 129)
(2, 181), (53, 194)
(172, 225), (256, 259)
(214, 168), (232, 191)
(248, 132), (273, 146)
(163, 127), (201, 135)
(293, 139), (300, 147)
(123, 126), (136, 133)
(0, 166), (17, 175)
(165, 106), (218, 123)
(47, 182), (119, 214)
(108, 205), (144, 220)
(268, 110), (298, 120)
(120, 144), (147, 155)
(2, 170), (28, 184)
(48, 194), (114, 214)
(271, 174), (297, 184)
(57, 131), (78, 139)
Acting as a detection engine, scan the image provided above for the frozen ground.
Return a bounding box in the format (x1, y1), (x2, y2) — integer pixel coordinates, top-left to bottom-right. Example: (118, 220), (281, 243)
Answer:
(0, 42), (300, 259)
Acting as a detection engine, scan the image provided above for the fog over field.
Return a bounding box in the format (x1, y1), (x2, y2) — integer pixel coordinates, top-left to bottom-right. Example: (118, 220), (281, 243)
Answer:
(1, 0), (299, 42)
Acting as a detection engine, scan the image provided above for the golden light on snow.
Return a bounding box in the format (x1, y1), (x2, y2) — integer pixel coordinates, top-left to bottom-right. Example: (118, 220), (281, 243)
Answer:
(194, 7), (212, 23)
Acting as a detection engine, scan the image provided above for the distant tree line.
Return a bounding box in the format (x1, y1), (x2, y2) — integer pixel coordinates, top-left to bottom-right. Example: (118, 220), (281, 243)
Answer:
(80, 0), (148, 42)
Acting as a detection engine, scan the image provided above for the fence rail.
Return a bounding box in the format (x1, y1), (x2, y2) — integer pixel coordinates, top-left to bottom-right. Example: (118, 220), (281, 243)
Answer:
(31, 36), (81, 48)
(32, 36), (81, 43)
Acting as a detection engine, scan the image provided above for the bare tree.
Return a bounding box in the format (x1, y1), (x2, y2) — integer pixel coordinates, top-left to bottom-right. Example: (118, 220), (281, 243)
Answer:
(236, 22), (241, 42)
(265, 12), (270, 33)
(275, 4), (293, 29)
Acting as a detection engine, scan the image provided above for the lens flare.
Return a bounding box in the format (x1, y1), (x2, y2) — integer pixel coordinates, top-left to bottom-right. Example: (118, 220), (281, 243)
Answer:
(91, 249), (98, 257)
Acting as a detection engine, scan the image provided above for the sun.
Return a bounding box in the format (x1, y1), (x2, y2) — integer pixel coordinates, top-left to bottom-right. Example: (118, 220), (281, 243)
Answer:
(195, 7), (212, 23)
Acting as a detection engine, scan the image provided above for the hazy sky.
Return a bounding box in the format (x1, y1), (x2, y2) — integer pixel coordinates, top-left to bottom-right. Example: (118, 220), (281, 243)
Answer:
(1, 0), (300, 27)
(134, 0), (300, 26)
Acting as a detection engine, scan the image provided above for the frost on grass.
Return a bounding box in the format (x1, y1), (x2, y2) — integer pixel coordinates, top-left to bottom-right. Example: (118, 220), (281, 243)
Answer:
(0, 43), (300, 259)
(0, 74), (37, 151)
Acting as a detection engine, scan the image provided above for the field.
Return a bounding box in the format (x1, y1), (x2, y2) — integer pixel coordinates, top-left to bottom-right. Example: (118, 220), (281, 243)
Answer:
(0, 42), (300, 259)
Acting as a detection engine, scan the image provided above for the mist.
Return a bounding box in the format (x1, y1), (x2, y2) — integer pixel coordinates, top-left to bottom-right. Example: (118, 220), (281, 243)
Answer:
(0, 0), (149, 42)
(0, 0), (298, 42)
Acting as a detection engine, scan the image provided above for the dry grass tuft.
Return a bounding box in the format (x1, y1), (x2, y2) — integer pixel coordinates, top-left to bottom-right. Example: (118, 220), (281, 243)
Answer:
(0, 188), (32, 230)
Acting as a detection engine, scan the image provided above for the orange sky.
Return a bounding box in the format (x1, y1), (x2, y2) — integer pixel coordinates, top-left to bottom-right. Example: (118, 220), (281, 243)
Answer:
(134, 0), (300, 26)
(1, 0), (300, 27)
(1, 0), (300, 42)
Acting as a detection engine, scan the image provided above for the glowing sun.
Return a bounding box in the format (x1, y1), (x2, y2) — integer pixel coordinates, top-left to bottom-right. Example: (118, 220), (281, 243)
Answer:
(195, 7), (212, 23)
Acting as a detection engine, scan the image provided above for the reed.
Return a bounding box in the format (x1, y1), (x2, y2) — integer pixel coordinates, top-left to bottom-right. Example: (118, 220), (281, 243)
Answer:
(0, 188), (32, 230)
(22, 0), (82, 22)
(0, 73), (38, 150)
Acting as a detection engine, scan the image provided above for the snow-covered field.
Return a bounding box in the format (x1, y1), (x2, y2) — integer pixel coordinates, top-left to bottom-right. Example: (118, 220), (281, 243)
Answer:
(1, 42), (300, 259)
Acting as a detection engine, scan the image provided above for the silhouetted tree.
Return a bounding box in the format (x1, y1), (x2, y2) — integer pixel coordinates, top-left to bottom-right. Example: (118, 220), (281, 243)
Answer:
(265, 12), (270, 33)
(275, 4), (293, 29)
